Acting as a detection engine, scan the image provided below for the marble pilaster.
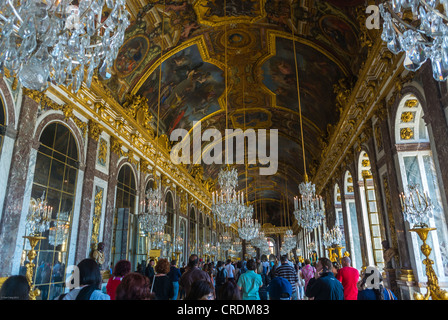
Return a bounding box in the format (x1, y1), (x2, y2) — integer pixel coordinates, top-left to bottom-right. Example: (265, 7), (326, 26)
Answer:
(0, 95), (39, 276)
(379, 115), (413, 271)
(74, 133), (99, 263)
(102, 146), (119, 268)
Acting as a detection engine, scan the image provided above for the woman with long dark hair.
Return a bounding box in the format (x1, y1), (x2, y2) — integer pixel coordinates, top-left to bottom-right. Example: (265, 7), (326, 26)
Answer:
(56, 258), (110, 300)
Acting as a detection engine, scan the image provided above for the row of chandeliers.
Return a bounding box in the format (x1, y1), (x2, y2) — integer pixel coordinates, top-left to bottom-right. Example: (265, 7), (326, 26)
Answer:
(211, 1), (261, 258)
(211, 1), (326, 258)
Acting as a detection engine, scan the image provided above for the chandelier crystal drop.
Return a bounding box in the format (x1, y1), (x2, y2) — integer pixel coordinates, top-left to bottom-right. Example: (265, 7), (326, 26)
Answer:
(379, 0), (448, 81)
(0, 0), (130, 92)
(212, 167), (246, 227)
(293, 179), (325, 231)
(48, 211), (70, 247)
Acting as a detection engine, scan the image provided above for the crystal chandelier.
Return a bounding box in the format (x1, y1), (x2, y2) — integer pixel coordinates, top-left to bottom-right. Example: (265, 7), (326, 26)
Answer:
(26, 191), (53, 236)
(238, 204), (260, 241)
(293, 179), (325, 232)
(307, 241), (316, 252)
(251, 229), (265, 248)
(0, 0), (130, 92)
(282, 229), (296, 253)
(323, 226), (343, 247)
(232, 238), (242, 252)
(379, 0), (448, 81)
(220, 231), (232, 251)
(174, 234), (183, 253)
(259, 241), (270, 256)
(288, 2), (325, 233)
(246, 244), (256, 258)
(212, 167), (245, 227)
(210, 244), (217, 258)
(138, 180), (167, 235)
(48, 211), (70, 247)
(151, 230), (167, 250)
(400, 183), (433, 228)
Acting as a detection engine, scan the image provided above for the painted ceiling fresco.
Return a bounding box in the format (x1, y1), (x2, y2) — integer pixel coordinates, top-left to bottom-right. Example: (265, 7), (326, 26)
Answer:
(104, 0), (370, 228)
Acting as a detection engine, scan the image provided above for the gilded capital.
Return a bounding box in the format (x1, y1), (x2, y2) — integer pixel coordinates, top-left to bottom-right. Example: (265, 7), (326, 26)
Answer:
(88, 119), (102, 141)
(110, 136), (123, 155)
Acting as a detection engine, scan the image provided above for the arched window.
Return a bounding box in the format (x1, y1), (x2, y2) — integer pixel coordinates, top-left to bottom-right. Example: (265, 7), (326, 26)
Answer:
(189, 207), (196, 255)
(198, 211), (204, 256)
(344, 171), (362, 269)
(206, 215), (210, 245)
(267, 238), (276, 256)
(21, 122), (79, 300)
(395, 94), (448, 281)
(112, 164), (136, 268)
(165, 191), (174, 259)
(134, 179), (153, 268)
(358, 152), (384, 270)
(179, 218), (187, 266)
(334, 184), (346, 250)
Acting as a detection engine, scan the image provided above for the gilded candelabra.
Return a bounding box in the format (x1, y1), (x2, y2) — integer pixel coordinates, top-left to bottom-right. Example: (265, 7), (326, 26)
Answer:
(23, 235), (46, 300)
(22, 192), (53, 300)
(411, 227), (448, 300)
(400, 184), (448, 300)
(326, 247), (338, 263)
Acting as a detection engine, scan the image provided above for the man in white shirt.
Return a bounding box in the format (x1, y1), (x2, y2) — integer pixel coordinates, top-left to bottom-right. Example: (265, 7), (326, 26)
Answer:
(224, 259), (235, 280)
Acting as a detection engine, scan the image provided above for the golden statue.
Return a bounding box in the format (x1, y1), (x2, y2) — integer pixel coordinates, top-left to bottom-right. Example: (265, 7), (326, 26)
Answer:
(91, 242), (106, 269)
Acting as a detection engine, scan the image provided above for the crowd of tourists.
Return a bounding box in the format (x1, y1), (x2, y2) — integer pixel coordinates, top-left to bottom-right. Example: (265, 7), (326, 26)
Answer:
(0, 254), (397, 300)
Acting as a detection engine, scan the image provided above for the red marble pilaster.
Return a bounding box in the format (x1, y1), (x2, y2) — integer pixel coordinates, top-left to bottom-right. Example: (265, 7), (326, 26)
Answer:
(74, 133), (99, 264)
(102, 143), (119, 268)
(0, 94), (39, 276)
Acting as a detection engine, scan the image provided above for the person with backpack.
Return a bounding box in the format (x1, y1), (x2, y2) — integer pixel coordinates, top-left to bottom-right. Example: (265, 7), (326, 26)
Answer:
(215, 260), (228, 294)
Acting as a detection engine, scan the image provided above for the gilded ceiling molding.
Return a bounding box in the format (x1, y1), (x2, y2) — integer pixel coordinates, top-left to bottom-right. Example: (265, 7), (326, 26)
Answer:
(23, 87), (88, 136)
(45, 81), (213, 211)
(192, 0), (266, 27)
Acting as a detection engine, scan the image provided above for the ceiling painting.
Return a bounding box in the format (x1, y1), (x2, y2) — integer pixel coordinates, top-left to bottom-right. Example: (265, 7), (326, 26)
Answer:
(104, 0), (370, 228)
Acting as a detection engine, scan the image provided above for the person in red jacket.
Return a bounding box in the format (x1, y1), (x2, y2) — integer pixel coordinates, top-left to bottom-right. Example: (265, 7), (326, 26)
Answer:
(336, 256), (359, 300)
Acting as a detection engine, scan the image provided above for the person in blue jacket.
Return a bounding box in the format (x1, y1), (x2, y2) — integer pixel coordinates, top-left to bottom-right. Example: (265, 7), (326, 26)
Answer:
(305, 257), (344, 300)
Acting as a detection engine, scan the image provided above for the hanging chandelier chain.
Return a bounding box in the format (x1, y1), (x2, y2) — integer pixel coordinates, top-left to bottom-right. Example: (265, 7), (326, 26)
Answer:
(290, 1), (307, 182)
